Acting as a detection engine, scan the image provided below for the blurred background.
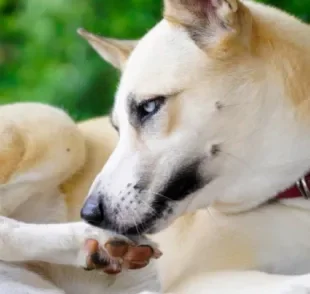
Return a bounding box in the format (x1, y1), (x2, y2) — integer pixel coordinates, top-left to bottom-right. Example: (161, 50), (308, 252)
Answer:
(1, 0), (309, 121)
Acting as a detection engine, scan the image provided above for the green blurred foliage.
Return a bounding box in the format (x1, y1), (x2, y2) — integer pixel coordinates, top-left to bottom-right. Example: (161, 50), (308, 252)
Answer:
(0, 0), (309, 121)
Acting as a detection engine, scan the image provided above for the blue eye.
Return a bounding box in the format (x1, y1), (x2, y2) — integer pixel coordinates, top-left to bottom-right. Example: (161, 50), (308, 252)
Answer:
(143, 101), (157, 113)
(137, 96), (166, 123)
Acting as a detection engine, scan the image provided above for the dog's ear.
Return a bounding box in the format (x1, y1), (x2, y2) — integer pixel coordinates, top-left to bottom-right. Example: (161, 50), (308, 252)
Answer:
(78, 28), (138, 70)
(164, 0), (251, 55)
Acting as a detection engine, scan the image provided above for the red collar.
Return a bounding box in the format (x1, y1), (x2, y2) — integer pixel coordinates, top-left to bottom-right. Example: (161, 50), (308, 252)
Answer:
(276, 173), (310, 200)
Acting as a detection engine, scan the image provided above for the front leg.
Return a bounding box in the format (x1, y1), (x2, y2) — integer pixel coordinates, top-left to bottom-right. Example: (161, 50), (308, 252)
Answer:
(0, 217), (161, 273)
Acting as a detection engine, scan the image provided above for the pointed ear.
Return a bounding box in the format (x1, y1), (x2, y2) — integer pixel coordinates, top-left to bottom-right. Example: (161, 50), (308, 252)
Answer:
(164, 0), (251, 54)
(77, 28), (138, 70)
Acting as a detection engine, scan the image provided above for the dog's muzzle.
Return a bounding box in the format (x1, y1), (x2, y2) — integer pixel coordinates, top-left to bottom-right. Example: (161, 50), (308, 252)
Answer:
(81, 158), (208, 235)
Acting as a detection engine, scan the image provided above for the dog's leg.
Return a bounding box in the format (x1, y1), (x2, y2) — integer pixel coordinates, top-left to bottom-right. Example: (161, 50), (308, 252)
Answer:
(0, 217), (159, 272)
(0, 263), (65, 294)
(0, 103), (87, 218)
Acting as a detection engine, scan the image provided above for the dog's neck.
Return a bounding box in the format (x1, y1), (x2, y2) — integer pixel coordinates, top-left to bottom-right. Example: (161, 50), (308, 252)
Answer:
(206, 103), (310, 215)
(211, 163), (310, 214)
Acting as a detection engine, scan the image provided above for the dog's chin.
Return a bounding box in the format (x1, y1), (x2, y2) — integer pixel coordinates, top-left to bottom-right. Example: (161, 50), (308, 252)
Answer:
(114, 217), (169, 236)
(119, 224), (160, 236)
(116, 207), (183, 236)
(144, 221), (173, 235)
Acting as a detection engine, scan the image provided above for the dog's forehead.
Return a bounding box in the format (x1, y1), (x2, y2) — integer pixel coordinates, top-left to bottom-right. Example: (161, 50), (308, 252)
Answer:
(117, 20), (208, 102)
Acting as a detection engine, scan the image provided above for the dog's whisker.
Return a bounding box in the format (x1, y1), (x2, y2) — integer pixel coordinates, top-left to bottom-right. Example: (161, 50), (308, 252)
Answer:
(207, 207), (220, 228)
(138, 196), (157, 216)
(127, 205), (142, 235)
(146, 189), (171, 202)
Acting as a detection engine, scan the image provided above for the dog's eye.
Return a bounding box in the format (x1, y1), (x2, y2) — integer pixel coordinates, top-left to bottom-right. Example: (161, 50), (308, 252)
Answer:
(143, 101), (157, 113)
(137, 96), (166, 123)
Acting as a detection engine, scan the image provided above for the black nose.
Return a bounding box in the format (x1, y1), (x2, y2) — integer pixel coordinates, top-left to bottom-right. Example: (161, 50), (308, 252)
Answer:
(80, 197), (104, 227)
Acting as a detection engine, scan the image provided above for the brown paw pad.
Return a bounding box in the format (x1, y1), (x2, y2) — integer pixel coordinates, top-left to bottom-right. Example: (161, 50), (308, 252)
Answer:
(84, 238), (162, 275)
(84, 239), (122, 275)
(105, 240), (162, 270)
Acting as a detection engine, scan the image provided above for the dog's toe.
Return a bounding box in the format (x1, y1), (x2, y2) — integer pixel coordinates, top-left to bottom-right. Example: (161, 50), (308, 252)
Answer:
(84, 239), (122, 274)
(84, 237), (162, 275)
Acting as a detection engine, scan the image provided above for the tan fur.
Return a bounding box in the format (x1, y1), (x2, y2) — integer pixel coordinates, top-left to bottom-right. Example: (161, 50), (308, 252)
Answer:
(164, 0), (252, 58)
(78, 29), (138, 70)
(61, 117), (119, 221)
(0, 103), (85, 185)
(0, 103), (86, 216)
(151, 209), (257, 291)
(250, 6), (310, 119)
(165, 97), (181, 135)
(0, 124), (25, 184)
(165, 0), (310, 118)
(163, 15), (184, 27)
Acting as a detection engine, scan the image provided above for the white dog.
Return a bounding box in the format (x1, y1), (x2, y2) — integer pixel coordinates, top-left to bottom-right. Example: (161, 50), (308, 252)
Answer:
(2, 0), (310, 293)
(77, 0), (310, 292)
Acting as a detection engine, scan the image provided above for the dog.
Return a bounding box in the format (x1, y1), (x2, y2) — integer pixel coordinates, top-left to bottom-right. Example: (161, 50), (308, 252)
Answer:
(3, 0), (310, 293)
(77, 0), (310, 292)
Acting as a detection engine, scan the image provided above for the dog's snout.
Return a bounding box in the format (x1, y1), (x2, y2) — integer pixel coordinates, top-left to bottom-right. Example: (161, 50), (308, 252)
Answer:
(80, 197), (104, 227)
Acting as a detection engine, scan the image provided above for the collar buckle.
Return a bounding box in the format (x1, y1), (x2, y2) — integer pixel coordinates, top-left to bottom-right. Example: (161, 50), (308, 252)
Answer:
(296, 177), (310, 199)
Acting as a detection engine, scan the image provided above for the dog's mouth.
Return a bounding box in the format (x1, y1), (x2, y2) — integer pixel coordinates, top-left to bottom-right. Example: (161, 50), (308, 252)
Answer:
(119, 183), (208, 236)
(118, 160), (211, 235)
(81, 158), (212, 236)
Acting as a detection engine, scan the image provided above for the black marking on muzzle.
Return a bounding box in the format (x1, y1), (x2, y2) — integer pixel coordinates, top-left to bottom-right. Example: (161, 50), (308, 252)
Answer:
(83, 160), (210, 235)
(122, 159), (208, 235)
(159, 159), (205, 201)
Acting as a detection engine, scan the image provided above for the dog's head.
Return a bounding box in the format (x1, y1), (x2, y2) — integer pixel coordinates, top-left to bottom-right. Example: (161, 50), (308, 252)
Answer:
(80, 0), (310, 234)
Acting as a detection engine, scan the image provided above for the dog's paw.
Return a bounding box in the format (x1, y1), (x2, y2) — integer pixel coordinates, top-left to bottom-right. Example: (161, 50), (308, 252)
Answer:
(73, 222), (162, 274)
(83, 237), (162, 275)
